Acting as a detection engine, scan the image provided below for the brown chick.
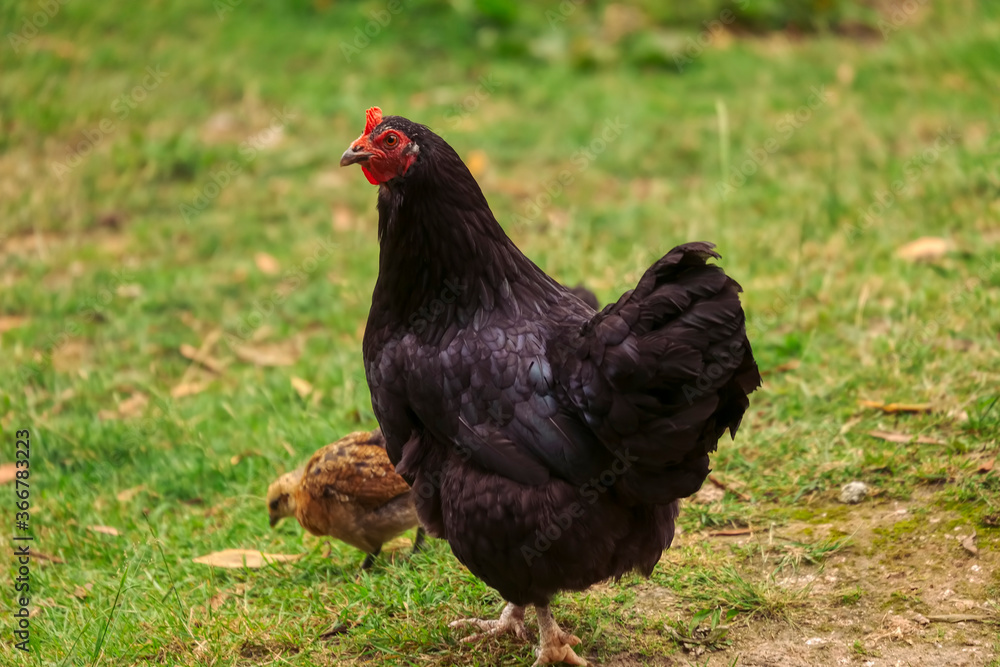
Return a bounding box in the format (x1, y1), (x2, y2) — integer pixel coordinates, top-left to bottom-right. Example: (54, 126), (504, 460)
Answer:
(266, 428), (425, 569)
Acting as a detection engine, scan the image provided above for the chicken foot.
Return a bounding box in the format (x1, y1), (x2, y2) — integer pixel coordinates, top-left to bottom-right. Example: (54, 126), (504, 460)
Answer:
(532, 605), (586, 666)
(449, 602), (529, 642)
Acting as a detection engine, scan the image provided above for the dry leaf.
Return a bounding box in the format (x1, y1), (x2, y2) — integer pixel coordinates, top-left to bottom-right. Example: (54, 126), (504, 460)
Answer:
(859, 400), (933, 414)
(179, 343), (225, 374)
(174, 331), (222, 396)
(254, 252), (280, 275)
(384, 536), (415, 551)
(116, 485), (146, 502)
(233, 342), (299, 367)
(33, 552), (65, 564)
(87, 525), (121, 537)
(867, 430), (945, 445)
(209, 590), (231, 611)
(960, 533), (978, 556)
(764, 359), (801, 375)
(73, 583), (93, 600)
(171, 379), (212, 398)
(52, 340), (88, 373)
(977, 458), (995, 474)
(291, 376), (313, 398)
(0, 315), (29, 333)
(709, 528), (753, 537)
(249, 324), (274, 342)
(896, 236), (953, 262)
(192, 549), (303, 569)
(117, 393), (148, 418)
(601, 3), (644, 41)
(0, 463), (17, 484)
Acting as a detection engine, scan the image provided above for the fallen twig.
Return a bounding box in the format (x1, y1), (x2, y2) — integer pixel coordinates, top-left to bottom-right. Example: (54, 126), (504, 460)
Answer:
(180, 341), (225, 374)
(867, 430), (945, 445)
(665, 625), (731, 646)
(859, 400), (932, 414)
(33, 552), (66, 564)
(707, 474), (750, 501)
(925, 614), (996, 624)
(708, 528), (753, 537)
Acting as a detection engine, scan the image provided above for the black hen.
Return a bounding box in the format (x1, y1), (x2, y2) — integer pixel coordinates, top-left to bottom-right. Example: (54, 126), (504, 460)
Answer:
(340, 108), (761, 666)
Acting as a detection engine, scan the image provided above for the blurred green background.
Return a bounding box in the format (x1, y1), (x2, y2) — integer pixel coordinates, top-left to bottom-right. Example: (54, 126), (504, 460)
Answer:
(1, 1), (998, 665)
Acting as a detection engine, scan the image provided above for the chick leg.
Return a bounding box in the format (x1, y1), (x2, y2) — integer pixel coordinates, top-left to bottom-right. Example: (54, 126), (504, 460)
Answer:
(360, 546), (381, 570)
(532, 605), (586, 666)
(449, 601), (529, 642)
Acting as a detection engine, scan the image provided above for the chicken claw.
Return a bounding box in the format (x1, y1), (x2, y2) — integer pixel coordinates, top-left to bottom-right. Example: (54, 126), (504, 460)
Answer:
(532, 606), (586, 666)
(449, 602), (529, 643)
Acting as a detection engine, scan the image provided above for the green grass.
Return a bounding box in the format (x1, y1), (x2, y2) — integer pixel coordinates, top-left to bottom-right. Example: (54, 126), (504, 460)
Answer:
(2, 0), (999, 665)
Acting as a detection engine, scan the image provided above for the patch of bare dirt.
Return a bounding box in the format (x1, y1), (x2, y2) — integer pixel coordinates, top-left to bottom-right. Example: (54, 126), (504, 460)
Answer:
(687, 498), (998, 666)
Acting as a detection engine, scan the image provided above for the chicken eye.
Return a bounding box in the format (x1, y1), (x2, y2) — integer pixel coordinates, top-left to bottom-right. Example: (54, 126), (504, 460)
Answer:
(384, 133), (398, 147)
(269, 500), (280, 510)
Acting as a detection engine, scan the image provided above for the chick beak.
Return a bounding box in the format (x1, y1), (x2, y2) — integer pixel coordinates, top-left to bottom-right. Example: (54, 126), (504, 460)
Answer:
(340, 142), (373, 167)
(269, 515), (279, 528)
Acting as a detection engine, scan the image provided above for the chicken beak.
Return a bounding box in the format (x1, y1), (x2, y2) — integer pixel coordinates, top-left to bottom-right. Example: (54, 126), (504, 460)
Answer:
(269, 515), (279, 528)
(340, 143), (373, 167)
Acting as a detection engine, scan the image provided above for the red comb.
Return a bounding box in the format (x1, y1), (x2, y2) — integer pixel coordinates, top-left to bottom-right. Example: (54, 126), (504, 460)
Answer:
(364, 107), (382, 134)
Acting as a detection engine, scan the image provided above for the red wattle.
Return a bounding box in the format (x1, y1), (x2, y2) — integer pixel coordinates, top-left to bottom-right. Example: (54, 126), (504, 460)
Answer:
(362, 166), (379, 185)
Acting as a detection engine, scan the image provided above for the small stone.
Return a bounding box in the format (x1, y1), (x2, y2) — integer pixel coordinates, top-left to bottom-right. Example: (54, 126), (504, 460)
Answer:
(839, 481), (868, 504)
(960, 532), (978, 556)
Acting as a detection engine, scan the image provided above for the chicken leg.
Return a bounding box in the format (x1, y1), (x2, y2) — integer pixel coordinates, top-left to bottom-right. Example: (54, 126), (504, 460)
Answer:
(532, 605), (586, 666)
(412, 526), (426, 554)
(449, 602), (529, 642)
(360, 546), (381, 570)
